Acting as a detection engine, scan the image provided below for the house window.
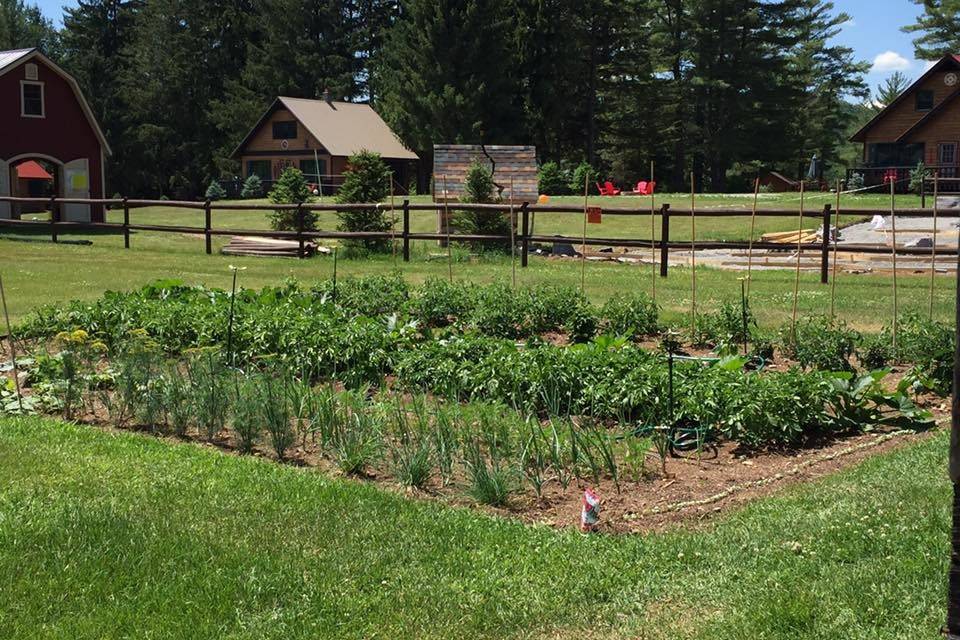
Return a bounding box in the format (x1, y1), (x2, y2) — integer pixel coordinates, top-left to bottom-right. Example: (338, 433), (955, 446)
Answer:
(300, 159), (326, 181)
(20, 81), (44, 117)
(246, 160), (271, 180)
(916, 90), (934, 111)
(867, 143), (924, 166)
(272, 121), (297, 139)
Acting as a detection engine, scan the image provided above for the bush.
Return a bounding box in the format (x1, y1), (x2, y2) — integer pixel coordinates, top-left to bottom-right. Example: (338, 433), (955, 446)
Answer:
(847, 172), (864, 190)
(779, 316), (859, 372)
(205, 180), (227, 201)
(454, 160), (510, 252)
(268, 167), (317, 231)
(240, 174), (262, 199)
(408, 279), (475, 328)
(696, 301), (755, 353)
(909, 161), (931, 195)
(569, 162), (597, 195)
(601, 293), (659, 338)
(895, 313), (954, 393)
(335, 150), (391, 252)
(538, 161), (569, 195)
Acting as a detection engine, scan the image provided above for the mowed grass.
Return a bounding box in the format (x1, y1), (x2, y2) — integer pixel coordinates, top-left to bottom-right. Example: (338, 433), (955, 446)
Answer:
(0, 415), (948, 639)
(1, 219), (956, 331)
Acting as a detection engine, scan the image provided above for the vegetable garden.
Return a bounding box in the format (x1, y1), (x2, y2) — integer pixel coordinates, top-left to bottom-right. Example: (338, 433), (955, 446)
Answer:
(2, 274), (949, 530)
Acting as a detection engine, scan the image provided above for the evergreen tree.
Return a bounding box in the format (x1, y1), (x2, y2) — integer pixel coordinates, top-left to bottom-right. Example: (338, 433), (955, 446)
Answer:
(376, 0), (524, 167)
(0, 0), (58, 53)
(335, 150), (391, 252)
(904, 0), (960, 59)
(874, 71), (911, 110)
(268, 167), (316, 231)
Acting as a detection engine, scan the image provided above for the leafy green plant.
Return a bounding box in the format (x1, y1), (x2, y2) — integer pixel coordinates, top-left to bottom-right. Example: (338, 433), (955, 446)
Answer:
(268, 167), (316, 231)
(537, 161), (570, 195)
(568, 161), (596, 195)
(601, 293), (659, 338)
(779, 316), (859, 371)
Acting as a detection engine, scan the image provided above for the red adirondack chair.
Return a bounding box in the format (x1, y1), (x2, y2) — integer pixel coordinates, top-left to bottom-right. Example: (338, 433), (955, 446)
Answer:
(632, 181), (656, 196)
(597, 181), (621, 196)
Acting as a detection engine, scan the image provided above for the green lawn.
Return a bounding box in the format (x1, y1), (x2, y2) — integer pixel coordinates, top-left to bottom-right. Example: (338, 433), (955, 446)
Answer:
(0, 415), (948, 638)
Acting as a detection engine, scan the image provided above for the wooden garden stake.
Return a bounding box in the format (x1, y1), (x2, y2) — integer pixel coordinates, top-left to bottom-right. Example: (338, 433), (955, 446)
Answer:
(830, 179), (841, 320)
(389, 174), (397, 265)
(890, 177), (899, 352)
(746, 177), (760, 299)
(790, 180), (804, 342)
(0, 275), (23, 414)
(931, 174), (940, 320)
(443, 175), (453, 283)
(332, 246), (339, 303)
(226, 265), (245, 368)
(690, 173), (697, 336)
(510, 176), (517, 289)
(581, 172), (588, 294)
(650, 160), (657, 303)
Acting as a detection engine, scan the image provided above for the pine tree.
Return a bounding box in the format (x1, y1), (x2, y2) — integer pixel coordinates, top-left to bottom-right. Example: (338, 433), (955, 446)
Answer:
(904, 0), (960, 59)
(335, 151), (390, 252)
(874, 72), (911, 109)
(0, 0), (59, 53)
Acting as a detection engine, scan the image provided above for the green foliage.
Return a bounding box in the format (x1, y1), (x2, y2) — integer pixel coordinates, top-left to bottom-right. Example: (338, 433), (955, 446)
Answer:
(779, 316), (859, 372)
(204, 180), (227, 201)
(335, 151), (391, 253)
(239, 174), (262, 199)
(267, 167), (317, 231)
(537, 161), (569, 195)
(462, 439), (514, 506)
(909, 161), (931, 195)
(696, 301), (756, 353)
(600, 293), (659, 338)
(569, 162), (596, 195)
(454, 160), (510, 252)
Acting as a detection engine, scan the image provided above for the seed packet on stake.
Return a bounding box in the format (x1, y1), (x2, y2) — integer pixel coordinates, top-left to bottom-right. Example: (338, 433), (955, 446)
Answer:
(581, 488), (601, 533)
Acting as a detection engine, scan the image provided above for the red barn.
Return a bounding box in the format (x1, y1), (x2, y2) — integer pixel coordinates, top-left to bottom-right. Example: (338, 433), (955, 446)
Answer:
(0, 48), (111, 222)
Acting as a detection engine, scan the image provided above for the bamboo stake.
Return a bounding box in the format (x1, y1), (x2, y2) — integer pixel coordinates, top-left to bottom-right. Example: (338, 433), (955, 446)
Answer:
(830, 179), (841, 320)
(690, 173), (697, 336)
(581, 172), (588, 294)
(890, 178), (899, 352)
(443, 175), (452, 283)
(389, 174), (397, 265)
(931, 174), (940, 319)
(510, 176), (517, 289)
(650, 160), (657, 303)
(745, 177), (760, 299)
(0, 275), (23, 414)
(790, 180), (804, 341)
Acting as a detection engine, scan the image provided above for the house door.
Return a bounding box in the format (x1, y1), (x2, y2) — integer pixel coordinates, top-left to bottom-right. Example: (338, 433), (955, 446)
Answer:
(62, 158), (91, 222)
(0, 159), (9, 219)
(939, 143), (958, 178)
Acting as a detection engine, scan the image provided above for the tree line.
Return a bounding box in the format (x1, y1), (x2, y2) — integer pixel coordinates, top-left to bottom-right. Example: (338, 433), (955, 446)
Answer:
(0, 0), (956, 197)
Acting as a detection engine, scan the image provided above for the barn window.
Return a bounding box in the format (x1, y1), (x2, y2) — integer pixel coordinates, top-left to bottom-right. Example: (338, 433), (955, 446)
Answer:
(916, 90), (934, 111)
(20, 81), (44, 117)
(272, 121), (297, 139)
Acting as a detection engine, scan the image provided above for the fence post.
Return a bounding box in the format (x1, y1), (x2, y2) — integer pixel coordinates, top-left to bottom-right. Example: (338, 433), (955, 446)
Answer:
(402, 199), (410, 262)
(520, 202), (530, 267)
(204, 199), (212, 255)
(921, 176), (927, 209)
(296, 203), (305, 259)
(820, 203), (831, 284)
(50, 196), (58, 243)
(659, 203), (670, 278)
(122, 197), (130, 249)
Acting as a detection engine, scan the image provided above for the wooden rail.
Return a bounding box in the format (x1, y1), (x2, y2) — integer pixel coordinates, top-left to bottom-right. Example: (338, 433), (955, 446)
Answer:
(1, 196), (958, 283)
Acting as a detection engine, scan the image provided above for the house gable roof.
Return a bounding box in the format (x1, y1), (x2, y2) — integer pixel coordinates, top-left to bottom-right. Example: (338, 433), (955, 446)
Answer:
(895, 87), (960, 142)
(232, 96), (418, 161)
(850, 54), (960, 143)
(0, 48), (112, 155)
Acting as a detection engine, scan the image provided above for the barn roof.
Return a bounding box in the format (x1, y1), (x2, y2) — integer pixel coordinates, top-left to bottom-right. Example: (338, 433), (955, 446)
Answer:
(232, 96), (418, 160)
(0, 48), (112, 155)
(16, 160), (52, 180)
(850, 53), (960, 143)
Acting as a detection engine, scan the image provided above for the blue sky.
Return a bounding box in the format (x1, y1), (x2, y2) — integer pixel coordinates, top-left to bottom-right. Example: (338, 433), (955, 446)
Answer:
(33, 0), (931, 93)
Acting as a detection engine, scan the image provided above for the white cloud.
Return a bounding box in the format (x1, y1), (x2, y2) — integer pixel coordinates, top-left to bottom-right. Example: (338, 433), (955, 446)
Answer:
(872, 51), (912, 72)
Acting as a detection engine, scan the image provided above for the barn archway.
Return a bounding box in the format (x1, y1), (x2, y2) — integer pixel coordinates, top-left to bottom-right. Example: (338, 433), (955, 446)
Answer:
(8, 156), (58, 220)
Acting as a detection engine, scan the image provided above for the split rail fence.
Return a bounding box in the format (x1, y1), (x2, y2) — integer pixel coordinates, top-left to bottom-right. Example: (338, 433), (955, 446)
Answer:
(1, 196), (958, 284)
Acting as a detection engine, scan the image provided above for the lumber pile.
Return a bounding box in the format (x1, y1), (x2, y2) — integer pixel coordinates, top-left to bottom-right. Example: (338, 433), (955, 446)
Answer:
(221, 236), (317, 258)
(760, 229), (817, 244)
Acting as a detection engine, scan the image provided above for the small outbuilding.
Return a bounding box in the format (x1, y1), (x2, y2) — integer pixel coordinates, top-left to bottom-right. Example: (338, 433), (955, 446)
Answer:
(432, 144), (539, 202)
(0, 48), (111, 222)
(232, 94), (419, 193)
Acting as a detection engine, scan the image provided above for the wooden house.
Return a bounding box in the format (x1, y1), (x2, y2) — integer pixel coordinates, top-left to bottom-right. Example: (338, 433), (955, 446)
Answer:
(850, 54), (960, 189)
(232, 95), (418, 193)
(0, 48), (111, 221)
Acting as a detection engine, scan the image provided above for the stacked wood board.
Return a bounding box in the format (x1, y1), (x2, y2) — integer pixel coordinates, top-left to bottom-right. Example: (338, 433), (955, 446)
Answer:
(432, 145), (538, 202)
(221, 236), (317, 258)
(760, 229), (817, 244)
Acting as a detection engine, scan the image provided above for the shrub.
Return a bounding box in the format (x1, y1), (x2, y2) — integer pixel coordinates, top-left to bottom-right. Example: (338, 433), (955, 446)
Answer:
(601, 293), (659, 338)
(847, 172), (864, 190)
(909, 161), (931, 195)
(569, 161), (597, 195)
(537, 161), (569, 195)
(335, 150), (391, 252)
(408, 279), (475, 327)
(240, 174), (262, 199)
(454, 160), (510, 252)
(205, 180), (227, 201)
(268, 167), (317, 231)
(779, 316), (859, 372)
